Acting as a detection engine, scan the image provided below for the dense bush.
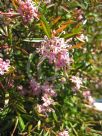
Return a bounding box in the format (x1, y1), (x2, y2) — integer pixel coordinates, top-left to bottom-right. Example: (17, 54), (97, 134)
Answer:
(0, 0), (102, 136)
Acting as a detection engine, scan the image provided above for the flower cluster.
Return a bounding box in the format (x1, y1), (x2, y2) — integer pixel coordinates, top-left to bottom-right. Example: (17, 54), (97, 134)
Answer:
(0, 58), (10, 75)
(18, 0), (38, 23)
(39, 37), (70, 68)
(30, 79), (41, 95)
(70, 76), (82, 91)
(37, 82), (56, 114)
(41, 83), (57, 97)
(30, 79), (57, 114)
(30, 79), (56, 114)
(37, 93), (55, 114)
(58, 130), (69, 136)
(30, 79), (57, 96)
(83, 90), (95, 105)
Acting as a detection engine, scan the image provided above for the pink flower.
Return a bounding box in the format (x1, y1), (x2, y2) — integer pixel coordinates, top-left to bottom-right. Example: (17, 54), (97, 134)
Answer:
(39, 37), (70, 68)
(70, 76), (82, 90)
(29, 79), (56, 114)
(30, 79), (41, 95)
(37, 104), (46, 113)
(37, 94), (54, 114)
(0, 58), (10, 75)
(37, 104), (53, 114)
(18, 0), (38, 23)
(17, 85), (28, 95)
(83, 91), (91, 99)
(41, 83), (57, 97)
(83, 91), (95, 105)
(55, 50), (70, 68)
(36, 84), (56, 114)
(58, 130), (69, 136)
(77, 14), (83, 21)
(30, 78), (57, 97)
(42, 94), (54, 107)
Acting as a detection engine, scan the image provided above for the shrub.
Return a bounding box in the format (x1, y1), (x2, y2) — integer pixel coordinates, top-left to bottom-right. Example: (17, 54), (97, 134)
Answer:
(0, 0), (102, 135)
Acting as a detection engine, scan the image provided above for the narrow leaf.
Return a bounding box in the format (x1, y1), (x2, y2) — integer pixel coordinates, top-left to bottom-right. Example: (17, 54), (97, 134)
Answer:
(40, 15), (51, 38)
(11, 0), (18, 10)
(72, 23), (82, 33)
(68, 43), (84, 50)
(24, 38), (45, 43)
(63, 23), (82, 39)
(53, 20), (73, 36)
(62, 20), (73, 25)
(37, 120), (41, 130)
(63, 32), (78, 39)
(16, 104), (26, 113)
(52, 16), (61, 25)
(52, 112), (58, 122)
(40, 21), (50, 38)
(18, 115), (25, 131)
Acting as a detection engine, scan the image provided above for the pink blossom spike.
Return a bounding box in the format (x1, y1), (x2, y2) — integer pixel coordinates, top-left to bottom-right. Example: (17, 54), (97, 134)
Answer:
(18, 0), (38, 23)
(38, 36), (71, 69)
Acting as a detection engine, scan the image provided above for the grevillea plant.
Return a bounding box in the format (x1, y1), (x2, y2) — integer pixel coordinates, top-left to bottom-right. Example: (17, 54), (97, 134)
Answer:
(0, 0), (102, 136)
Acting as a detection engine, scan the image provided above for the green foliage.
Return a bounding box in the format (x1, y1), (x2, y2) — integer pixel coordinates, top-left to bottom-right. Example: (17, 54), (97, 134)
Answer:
(0, 0), (102, 135)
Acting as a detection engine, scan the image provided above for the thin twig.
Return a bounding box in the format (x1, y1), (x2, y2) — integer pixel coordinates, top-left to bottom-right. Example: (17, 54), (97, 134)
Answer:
(11, 117), (18, 136)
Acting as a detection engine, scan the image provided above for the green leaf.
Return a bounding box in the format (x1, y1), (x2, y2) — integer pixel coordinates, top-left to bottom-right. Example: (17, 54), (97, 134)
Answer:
(40, 15), (51, 38)
(44, 131), (50, 136)
(21, 114), (32, 120)
(72, 25), (82, 33)
(52, 112), (58, 122)
(28, 124), (33, 134)
(18, 115), (25, 132)
(0, 107), (10, 118)
(63, 24), (82, 38)
(23, 38), (45, 42)
(63, 32), (78, 39)
(37, 120), (41, 130)
(39, 130), (44, 136)
(16, 103), (26, 113)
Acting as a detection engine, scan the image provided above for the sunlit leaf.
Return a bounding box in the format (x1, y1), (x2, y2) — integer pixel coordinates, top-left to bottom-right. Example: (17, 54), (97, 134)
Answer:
(52, 16), (61, 25)
(37, 120), (41, 130)
(68, 42), (84, 50)
(11, 0), (18, 9)
(18, 115), (25, 131)
(40, 15), (51, 38)
(63, 32), (78, 38)
(52, 112), (58, 122)
(24, 38), (45, 42)
(53, 20), (73, 36)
